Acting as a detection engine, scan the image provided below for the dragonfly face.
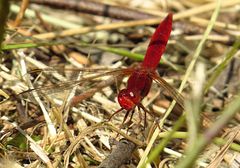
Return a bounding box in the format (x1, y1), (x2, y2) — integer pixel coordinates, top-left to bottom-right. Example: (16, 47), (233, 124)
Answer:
(118, 88), (141, 110)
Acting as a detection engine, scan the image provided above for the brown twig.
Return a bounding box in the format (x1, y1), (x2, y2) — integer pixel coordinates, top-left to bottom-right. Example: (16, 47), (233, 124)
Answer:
(13, 0), (29, 27)
(30, 0), (154, 20)
(98, 138), (136, 168)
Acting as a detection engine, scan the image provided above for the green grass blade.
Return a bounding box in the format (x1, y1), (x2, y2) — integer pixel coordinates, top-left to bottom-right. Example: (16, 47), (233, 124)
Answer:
(175, 91), (240, 168)
(204, 38), (240, 93)
(0, 0), (9, 51)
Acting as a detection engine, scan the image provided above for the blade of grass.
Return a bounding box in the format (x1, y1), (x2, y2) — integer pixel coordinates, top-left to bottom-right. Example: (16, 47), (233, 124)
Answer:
(1, 41), (58, 50)
(158, 131), (240, 152)
(2, 41), (182, 71)
(185, 63), (205, 153)
(204, 38), (240, 93)
(175, 91), (240, 168)
(97, 46), (144, 61)
(0, 0), (9, 51)
(96, 45), (183, 71)
(141, 115), (185, 168)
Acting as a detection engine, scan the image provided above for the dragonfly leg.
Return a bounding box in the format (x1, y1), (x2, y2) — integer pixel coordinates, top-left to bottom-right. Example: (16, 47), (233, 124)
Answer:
(144, 107), (147, 129)
(122, 110), (131, 125)
(125, 109), (136, 133)
(136, 106), (142, 127)
(138, 103), (160, 130)
(128, 109), (135, 124)
(119, 110), (131, 133)
(153, 118), (161, 131)
(139, 103), (154, 118)
(110, 109), (131, 138)
(108, 108), (124, 121)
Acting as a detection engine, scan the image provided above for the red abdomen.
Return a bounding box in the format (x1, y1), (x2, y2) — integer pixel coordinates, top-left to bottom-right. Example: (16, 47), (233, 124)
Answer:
(142, 13), (172, 70)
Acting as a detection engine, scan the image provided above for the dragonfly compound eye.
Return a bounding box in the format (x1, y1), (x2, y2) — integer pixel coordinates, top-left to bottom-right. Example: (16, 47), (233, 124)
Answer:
(118, 89), (137, 110)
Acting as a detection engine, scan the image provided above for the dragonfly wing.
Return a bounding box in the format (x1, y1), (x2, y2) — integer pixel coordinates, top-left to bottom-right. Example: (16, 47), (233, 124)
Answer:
(18, 68), (134, 98)
(28, 67), (121, 77)
(149, 72), (184, 110)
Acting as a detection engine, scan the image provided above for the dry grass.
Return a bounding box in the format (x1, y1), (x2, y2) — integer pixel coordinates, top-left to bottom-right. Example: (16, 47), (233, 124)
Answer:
(0, 0), (240, 168)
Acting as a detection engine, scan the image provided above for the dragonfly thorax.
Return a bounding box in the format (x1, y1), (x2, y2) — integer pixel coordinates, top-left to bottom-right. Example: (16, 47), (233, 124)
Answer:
(118, 69), (153, 110)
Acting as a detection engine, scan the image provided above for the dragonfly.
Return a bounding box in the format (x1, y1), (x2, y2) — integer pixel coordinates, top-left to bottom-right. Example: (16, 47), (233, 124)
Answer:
(106, 13), (184, 124)
(2, 13), (184, 125)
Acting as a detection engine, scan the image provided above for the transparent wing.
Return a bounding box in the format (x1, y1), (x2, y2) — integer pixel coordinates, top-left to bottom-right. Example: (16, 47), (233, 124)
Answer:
(20, 67), (134, 97)
(0, 66), (136, 106)
(149, 72), (184, 110)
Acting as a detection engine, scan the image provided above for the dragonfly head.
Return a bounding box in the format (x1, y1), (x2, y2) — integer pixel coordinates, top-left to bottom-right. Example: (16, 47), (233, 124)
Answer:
(118, 89), (141, 110)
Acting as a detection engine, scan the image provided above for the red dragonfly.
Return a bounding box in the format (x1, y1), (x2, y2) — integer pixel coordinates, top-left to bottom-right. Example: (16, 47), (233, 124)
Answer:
(106, 13), (184, 123)
(3, 13), (184, 124)
(97, 13), (184, 122)
(71, 13), (184, 123)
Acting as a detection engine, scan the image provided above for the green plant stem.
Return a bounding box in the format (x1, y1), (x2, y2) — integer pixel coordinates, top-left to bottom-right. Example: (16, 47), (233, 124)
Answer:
(141, 115), (186, 168)
(0, 0), (9, 51)
(204, 38), (240, 93)
(176, 92), (240, 168)
(97, 46), (144, 61)
(2, 41), (182, 71)
(158, 131), (240, 152)
(1, 42), (57, 50)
